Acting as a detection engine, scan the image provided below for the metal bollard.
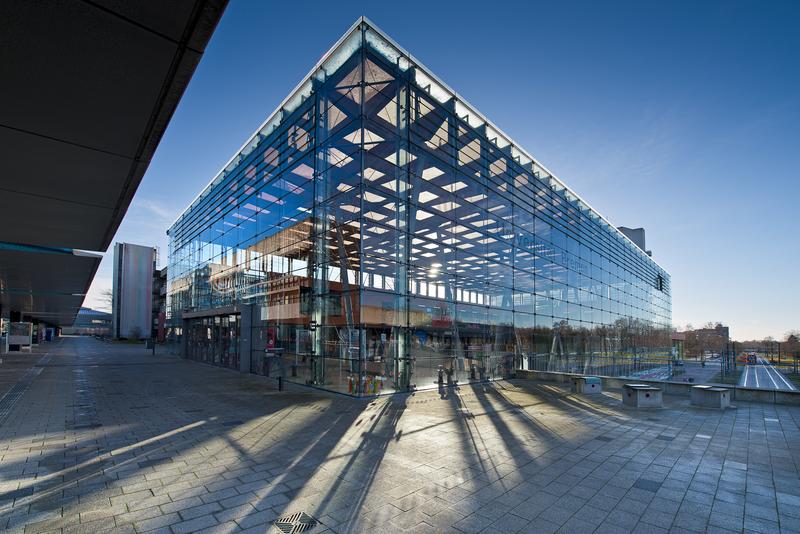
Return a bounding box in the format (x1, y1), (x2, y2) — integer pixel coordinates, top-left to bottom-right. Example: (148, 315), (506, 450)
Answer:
(470, 364), (476, 380)
(437, 365), (444, 385)
(278, 376), (283, 391)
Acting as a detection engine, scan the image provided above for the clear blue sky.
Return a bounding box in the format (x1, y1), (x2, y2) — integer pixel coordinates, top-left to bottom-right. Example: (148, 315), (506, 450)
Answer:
(87, 0), (800, 341)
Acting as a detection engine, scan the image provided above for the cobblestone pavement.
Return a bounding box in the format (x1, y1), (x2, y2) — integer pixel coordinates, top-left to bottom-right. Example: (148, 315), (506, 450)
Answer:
(0, 350), (42, 401)
(2, 337), (800, 534)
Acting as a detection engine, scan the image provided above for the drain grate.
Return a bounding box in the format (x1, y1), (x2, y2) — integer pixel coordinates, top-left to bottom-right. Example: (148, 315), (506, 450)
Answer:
(273, 512), (318, 533)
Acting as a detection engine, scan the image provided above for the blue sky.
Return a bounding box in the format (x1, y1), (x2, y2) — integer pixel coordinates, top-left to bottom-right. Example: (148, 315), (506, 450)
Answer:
(87, 0), (800, 341)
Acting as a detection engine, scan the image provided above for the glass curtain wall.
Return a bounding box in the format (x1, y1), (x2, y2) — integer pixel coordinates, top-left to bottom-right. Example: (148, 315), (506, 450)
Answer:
(167, 20), (672, 396)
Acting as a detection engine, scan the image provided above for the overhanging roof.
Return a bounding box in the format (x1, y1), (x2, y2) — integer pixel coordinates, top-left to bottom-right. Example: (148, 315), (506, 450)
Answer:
(0, 245), (102, 326)
(0, 0), (228, 324)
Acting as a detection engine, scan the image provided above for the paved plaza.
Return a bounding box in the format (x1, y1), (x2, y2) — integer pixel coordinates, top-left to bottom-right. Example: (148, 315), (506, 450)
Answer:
(1, 338), (800, 533)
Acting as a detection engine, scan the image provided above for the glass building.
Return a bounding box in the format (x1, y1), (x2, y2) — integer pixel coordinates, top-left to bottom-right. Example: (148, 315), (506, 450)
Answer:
(167, 17), (672, 396)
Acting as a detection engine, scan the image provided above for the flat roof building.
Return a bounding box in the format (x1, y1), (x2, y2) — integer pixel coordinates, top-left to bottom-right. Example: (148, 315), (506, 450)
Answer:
(112, 243), (156, 340)
(167, 18), (672, 395)
(62, 307), (112, 337)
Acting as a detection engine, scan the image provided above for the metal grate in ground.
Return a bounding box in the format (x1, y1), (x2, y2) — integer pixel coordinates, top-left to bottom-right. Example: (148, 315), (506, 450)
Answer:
(273, 512), (319, 533)
(0, 366), (43, 424)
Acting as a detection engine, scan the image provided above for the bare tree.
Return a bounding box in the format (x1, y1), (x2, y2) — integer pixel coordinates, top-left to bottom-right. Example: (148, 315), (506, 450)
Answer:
(99, 289), (113, 312)
(784, 331), (800, 361)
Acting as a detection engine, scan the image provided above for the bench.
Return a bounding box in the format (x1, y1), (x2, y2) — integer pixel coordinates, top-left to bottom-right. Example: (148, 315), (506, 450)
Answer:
(623, 383), (663, 408)
(690, 385), (730, 409)
(572, 376), (602, 394)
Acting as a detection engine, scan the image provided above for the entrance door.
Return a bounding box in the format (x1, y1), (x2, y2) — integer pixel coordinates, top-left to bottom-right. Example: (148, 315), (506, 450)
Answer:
(185, 314), (240, 370)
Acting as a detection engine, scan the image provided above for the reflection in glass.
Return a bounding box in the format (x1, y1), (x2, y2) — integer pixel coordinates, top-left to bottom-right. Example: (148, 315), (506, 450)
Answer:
(167, 20), (671, 396)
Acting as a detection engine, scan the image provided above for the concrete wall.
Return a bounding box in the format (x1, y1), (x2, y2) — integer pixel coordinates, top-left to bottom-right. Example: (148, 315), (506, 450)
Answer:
(515, 369), (800, 406)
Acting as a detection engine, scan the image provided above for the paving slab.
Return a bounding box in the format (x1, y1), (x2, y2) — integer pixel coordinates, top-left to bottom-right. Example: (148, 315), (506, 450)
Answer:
(1, 337), (800, 533)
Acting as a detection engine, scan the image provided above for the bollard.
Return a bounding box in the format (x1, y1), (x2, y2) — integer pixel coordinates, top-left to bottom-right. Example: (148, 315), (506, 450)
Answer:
(470, 364), (476, 380)
(291, 364), (297, 377)
(437, 365), (444, 385)
(445, 367), (454, 386)
(278, 376), (283, 391)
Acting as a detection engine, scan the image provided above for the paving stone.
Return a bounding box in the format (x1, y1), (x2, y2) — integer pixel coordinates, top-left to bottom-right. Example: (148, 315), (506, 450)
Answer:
(158, 497), (203, 515)
(452, 512), (494, 534)
(234, 509), (280, 530)
(213, 503), (256, 523)
(178, 502), (222, 520)
(633, 478), (662, 493)
(745, 502), (779, 522)
(3, 338), (800, 534)
(569, 504), (607, 527)
(62, 517), (117, 534)
(555, 517), (595, 533)
(164, 510), (215, 534)
(743, 514), (780, 533)
(537, 505), (575, 526)
(594, 520), (635, 533)
(132, 511), (180, 532)
(113, 505), (163, 525)
(606, 508), (641, 529)
(487, 512), (529, 532)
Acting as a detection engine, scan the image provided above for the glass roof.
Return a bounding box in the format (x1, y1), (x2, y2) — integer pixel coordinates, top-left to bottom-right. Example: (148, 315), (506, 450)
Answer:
(171, 16), (667, 274)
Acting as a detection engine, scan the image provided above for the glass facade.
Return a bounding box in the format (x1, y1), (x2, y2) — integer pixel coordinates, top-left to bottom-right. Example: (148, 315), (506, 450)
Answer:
(167, 19), (671, 396)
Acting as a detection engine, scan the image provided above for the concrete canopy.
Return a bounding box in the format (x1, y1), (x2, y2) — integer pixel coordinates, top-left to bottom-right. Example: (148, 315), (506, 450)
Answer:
(0, 245), (102, 326)
(0, 0), (228, 325)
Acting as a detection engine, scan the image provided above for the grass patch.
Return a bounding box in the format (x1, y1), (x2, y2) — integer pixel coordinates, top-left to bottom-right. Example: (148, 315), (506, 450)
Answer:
(786, 374), (800, 389)
(709, 369), (742, 385)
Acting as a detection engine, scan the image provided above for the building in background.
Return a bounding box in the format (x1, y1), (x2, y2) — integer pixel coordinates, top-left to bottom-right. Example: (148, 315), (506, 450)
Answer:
(152, 266), (168, 342)
(167, 18), (672, 396)
(679, 323), (730, 359)
(617, 227), (652, 257)
(62, 307), (112, 336)
(112, 242), (155, 339)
